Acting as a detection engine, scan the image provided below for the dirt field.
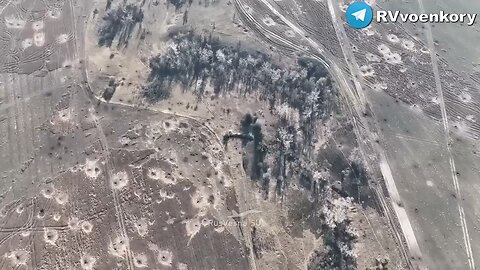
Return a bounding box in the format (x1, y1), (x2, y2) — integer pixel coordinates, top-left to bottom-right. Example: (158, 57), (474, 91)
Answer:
(0, 0), (442, 269)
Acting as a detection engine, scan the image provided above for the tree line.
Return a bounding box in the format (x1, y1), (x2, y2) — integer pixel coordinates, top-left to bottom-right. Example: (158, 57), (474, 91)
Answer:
(98, 2), (144, 48)
(144, 31), (332, 123)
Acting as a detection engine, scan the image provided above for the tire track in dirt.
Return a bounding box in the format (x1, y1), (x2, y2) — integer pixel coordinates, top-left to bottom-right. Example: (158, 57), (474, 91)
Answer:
(68, 0), (135, 268)
(417, 0), (475, 268)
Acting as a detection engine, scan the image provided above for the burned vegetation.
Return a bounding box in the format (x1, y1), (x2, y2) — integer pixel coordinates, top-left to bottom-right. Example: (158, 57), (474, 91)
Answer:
(308, 199), (358, 270)
(168, 0), (192, 10)
(144, 31), (332, 109)
(98, 2), (145, 48)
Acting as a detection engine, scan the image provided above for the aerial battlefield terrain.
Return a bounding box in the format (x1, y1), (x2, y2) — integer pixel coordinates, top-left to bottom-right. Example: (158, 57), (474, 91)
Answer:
(0, 0), (479, 269)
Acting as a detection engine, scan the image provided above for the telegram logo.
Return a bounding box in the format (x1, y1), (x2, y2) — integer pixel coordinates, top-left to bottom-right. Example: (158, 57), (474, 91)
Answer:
(346, 2), (373, 29)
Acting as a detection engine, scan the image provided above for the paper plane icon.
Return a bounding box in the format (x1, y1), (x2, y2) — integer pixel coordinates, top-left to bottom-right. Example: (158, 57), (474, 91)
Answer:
(352, 9), (366, 21)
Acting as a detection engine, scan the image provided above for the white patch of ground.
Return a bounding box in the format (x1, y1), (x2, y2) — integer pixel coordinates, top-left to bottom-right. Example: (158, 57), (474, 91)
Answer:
(56, 33), (69, 44)
(53, 213), (61, 221)
(361, 26), (375, 36)
(63, 60), (73, 68)
(159, 189), (175, 200)
(185, 218), (201, 239)
(54, 190), (68, 205)
(262, 17), (276, 26)
(81, 221), (93, 234)
(134, 218), (149, 237)
(430, 96), (440, 104)
(365, 53), (380, 62)
(384, 52), (402, 65)
(147, 244), (174, 267)
(111, 171), (129, 190)
(377, 44), (391, 55)
(44, 228), (59, 245)
(420, 47), (430, 54)
(21, 39), (33, 49)
(214, 162), (232, 187)
(214, 225), (225, 233)
(5, 17), (26, 29)
(453, 121), (471, 138)
(15, 204), (24, 214)
(409, 104), (423, 114)
(32, 21), (44, 31)
(359, 65), (375, 77)
(34, 32), (45, 47)
(402, 39), (415, 51)
(166, 217), (175, 225)
(191, 188), (210, 216)
(201, 217), (211, 226)
(163, 119), (178, 133)
(68, 217), (82, 231)
(41, 184), (56, 199)
(108, 236), (129, 258)
(145, 123), (163, 144)
(157, 249), (173, 267)
(147, 168), (176, 185)
(6, 250), (29, 266)
(177, 263), (189, 270)
(80, 254), (96, 270)
(426, 181), (434, 187)
(284, 30), (295, 38)
(47, 9), (61, 19)
(387, 34), (400, 43)
(57, 109), (71, 121)
(133, 253), (148, 268)
(459, 92), (472, 103)
(37, 210), (46, 219)
(466, 115), (476, 123)
(84, 158), (101, 178)
(118, 136), (132, 146)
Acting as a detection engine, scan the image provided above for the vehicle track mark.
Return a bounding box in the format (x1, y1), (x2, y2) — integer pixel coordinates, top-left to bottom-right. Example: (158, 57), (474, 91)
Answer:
(417, 0), (475, 268)
(68, 0), (135, 268)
